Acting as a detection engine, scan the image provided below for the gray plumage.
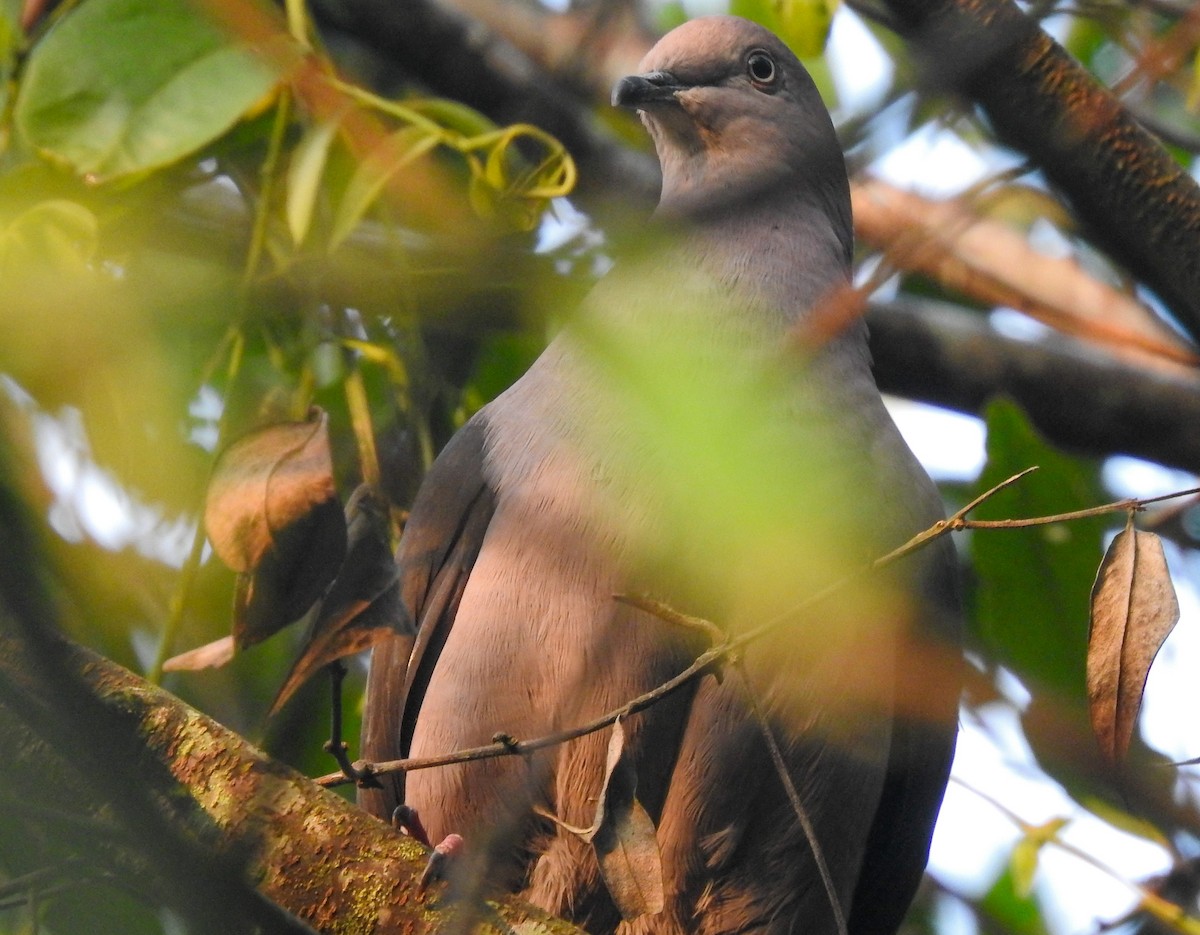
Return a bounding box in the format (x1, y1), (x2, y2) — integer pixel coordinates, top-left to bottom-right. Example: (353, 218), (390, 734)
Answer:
(361, 16), (960, 935)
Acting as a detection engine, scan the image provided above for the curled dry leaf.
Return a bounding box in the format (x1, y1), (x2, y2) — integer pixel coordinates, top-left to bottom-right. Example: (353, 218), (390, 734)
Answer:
(203, 408), (348, 648)
(269, 484), (401, 714)
(586, 718), (665, 921)
(1087, 518), (1180, 764)
(204, 409), (339, 572)
(232, 497), (347, 648)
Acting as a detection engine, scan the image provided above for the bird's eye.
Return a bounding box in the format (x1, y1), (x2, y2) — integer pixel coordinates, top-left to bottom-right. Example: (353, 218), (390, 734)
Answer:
(746, 50), (777, 88)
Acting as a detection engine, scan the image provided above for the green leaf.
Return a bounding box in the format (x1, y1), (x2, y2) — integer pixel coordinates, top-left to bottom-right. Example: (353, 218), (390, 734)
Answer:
(329, 126), (440, 249)
(979, 865), (1052, 935)
(1010, 817), (1069, 897)
(0, 199), (97, 275)
(1189, 48), (1200, 114)
(405, 97), (496, 139)
(15, 0), (292, 181)
(970, 399), (1108, 699)
(459, 330), (547, 419)
(0, 0), (22, 116)
(776, 0), (839, 58)
(287, 117), (340, 244)
(728, 0), (838, 59)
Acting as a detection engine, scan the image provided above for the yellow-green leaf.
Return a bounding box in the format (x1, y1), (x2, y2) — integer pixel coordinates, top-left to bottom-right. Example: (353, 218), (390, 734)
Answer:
(0, 199), (97, 275)
(287, 117), (341, 245)
(776, 0), (839, 59)
(330, 126), (440, 249)
(1010, 818), (1069, 897)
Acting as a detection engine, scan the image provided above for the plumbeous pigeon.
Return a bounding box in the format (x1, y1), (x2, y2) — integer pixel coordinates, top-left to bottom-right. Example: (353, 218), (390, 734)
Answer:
(361, 15), (961, 935)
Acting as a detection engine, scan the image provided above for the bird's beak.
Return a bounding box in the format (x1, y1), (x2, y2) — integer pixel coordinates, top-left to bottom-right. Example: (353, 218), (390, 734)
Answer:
(612, 70), (684, 107)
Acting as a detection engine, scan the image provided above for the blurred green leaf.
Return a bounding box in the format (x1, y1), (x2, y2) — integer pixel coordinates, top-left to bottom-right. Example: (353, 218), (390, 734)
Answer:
(1011, 817), (1069, 897)
(287, 116), (340, 244)
(459, 330), (546, 420)
(465, 123), (576, 231)
(0, 198), (96, 275)
(15, 0), (291, 181)
(406, 97), (497, 140)
(978, 864), (1052, 935)
(1081, 796), (1172, 849)
(777, 0), (839, 58)
(970, 399), (1108, 699)
(1189, 49), (1200, 114)
(729, 0), (837, 59)
(1063, 14), (1113, 76)
(656, 1), (689, 32)
(0, 0), (21, 118)
(330, 125), (440, 249)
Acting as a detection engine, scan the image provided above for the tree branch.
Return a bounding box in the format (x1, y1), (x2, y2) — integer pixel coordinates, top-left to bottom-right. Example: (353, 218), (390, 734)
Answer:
(874, 0), (1200, 342)
(867, 298), (1200, 472)
(0, 622), (583, 932)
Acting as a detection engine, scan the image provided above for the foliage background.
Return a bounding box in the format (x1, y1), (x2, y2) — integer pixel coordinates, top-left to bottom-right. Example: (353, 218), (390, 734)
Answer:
(2, 0), (1200, 932)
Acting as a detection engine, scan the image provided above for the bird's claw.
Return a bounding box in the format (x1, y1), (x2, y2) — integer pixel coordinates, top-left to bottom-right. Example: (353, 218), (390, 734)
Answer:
(392, 804), (432, 848)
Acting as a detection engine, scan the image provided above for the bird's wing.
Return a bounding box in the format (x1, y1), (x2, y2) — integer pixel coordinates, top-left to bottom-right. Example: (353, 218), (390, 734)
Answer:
(359, 417), (498, 819)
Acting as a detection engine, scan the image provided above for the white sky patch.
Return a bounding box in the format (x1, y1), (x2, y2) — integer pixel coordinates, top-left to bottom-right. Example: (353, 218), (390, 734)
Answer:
(871, 123), (1023, 199)
(1103, 455), (1197, 500)
(1139, 547), (1200, 764)
(536, 198), (596, 254)
(827, 7), (893, 114)
(931, 702), (1172, 928)
(7, 392), (198, 568)
(188, 384), (224, 451)
(989, 308), (1054, 341)
(885, 398), (986, 482)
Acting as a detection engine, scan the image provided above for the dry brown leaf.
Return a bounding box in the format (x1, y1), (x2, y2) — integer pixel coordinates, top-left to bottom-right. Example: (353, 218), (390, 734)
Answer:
(1087, 518), (1180, 763)
(162, 635), (235, 672)
(204, 409), (338, 573)
(586, 719), (664, 920)
(231, 495), (347, 649)
(269, 484), (400, 714)
(852, 178), (1198, 369)
(203, 408), (348, 649)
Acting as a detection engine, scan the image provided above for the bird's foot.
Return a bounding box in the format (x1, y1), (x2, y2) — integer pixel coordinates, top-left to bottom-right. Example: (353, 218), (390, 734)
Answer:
(418, 834), (464, 894)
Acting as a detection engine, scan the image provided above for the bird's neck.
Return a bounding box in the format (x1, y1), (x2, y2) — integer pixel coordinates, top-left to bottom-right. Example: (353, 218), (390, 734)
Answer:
(669, 178), (853, 329)
(661, 177), (877, 405)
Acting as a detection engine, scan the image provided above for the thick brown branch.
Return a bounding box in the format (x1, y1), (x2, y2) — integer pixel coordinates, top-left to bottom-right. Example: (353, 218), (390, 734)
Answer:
(875, 0), (1200, 342)
(0, 629), (584, 934)
(866, 298), (1200, 473)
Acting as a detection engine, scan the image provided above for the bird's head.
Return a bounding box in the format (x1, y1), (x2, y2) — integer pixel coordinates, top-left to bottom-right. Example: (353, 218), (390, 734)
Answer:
(613, 16), (848, 225)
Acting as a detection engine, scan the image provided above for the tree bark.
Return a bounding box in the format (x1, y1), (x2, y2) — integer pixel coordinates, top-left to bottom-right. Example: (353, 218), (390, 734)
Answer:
(874, 0), (1200, 344)
(0, 625), (584, 934)
(867, 299), (1200, 473)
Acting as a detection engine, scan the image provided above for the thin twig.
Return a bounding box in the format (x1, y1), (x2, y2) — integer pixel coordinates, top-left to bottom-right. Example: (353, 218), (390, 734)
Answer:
(953, 777), (1200, 933)
(323, 660), (377, 786)
(318, 477), (1200, 788)
(736, 659), (849, 935)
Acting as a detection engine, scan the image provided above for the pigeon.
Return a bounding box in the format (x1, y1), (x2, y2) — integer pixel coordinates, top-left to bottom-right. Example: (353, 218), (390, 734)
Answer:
(360, 15), (961, 935)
